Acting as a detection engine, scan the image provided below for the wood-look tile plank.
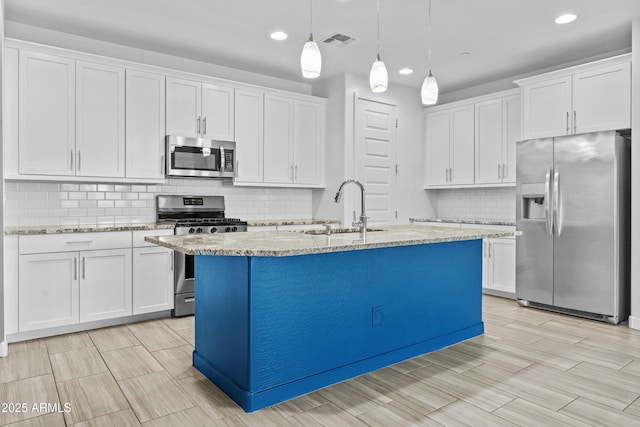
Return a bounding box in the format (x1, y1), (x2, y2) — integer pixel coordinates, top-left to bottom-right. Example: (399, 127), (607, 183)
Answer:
(118, 371), (194, 423)
(162, 316), (194, 332)
(272, 391), (328, 417)
(316, 378), (392, 416)
(622, 360), (640, 376)
(49, 347), (109, 383)
(71, 408), (141, 427)
(407, 364), (516, 412)
(126, 320), (167, 334)
(492, 397), (590, 427)
(101, 345), (164, 381)
(625, 397), (640, 417)
(129, 326), (187, 352)
(45, 333), (94, 354)
(226, 407), (301, 426)
(301, 402), (370, 427)
(559, 396), (640, 426)
(482, 311), (518, 327)
(518, 364), (638, 411)
(175, 374), (244, 420)
(568, 361), (640, 394)
(3, 412), (65, 427)
(485, 337), (579, 371)
(0, 375), (59, 425)
(541, 319), (624, 344)
(505, 320), (585, 344)
(57, 372), (130, 425)
(88, 325), (141, 352)
(151, 346), (198, 380)
(6, 339), (47, 355)
(140, 407), (216, 427)
(419, 346), (483, 373)
(462, 363), (577, 412)
(452, 341), (534, 373)
(357, 402), (444, 427)
(0, 348), (52, 384)
(483, 323), (546, 345)
(427, 399), (517, 426)
(283, 413), (326, 427)
(527, 337), (632, 370)
(172, 327), (194, 347)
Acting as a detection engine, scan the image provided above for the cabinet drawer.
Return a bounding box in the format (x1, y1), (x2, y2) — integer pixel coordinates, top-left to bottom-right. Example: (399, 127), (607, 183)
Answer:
(132, 229), (174, 247)
(19, 231), (132, 254)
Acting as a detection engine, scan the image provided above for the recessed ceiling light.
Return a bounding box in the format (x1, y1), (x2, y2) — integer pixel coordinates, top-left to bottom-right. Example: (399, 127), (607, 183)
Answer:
(399, 68), (413, 75)
(555, 13), (577, 24)
(460, 51), (471, 57)
(270, 31), (288, 41)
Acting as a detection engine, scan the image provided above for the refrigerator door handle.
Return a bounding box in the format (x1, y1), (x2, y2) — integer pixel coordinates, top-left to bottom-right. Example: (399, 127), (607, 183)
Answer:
(553, 167), (562, 236)
(544, 167), (553, 235)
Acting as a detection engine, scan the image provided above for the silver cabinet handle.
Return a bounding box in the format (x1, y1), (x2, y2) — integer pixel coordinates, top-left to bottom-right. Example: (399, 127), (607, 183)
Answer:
(82, 257), (86, 279)
(294, 165), (298, 181)
(73, 258), (77, 280)
(196, 116), (201, 134)
(170, 252), (174, 272)
(203, 117), (207, 135)
(160, 155), (164, 174)
(573, 110), (577, 134)
(290, 165), (294, 182)
(77, 150), (81, 172)
(566, 112), (570, 134)
(544, 167), (553, 235)
(70, 149), (74, 171)
(66, 240), (93, 245)
(450, 168), (453, 182)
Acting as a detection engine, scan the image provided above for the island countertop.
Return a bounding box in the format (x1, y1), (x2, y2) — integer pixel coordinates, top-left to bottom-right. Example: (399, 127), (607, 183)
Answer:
(144, 225), (514, 257)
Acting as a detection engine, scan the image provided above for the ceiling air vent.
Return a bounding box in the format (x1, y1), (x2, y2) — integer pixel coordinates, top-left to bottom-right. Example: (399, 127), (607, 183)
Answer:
(322, 33), (357, 47)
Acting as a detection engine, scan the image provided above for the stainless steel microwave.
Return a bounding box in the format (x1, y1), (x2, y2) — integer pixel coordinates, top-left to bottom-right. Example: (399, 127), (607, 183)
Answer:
(166, 135), (236, 178)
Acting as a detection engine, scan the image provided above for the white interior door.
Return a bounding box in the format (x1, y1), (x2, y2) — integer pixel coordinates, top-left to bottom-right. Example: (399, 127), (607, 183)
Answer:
(354, 97), (397, 226)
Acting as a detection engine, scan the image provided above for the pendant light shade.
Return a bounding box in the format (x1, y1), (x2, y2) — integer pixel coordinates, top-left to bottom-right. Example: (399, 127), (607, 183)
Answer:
(422, 0), (438, 105)
(421, 71), (438, 105)
(301, 34), (321, 78)
(369, 0), (387, 93)
(370, 54), (388, 93)
(301, 0), (321, 79)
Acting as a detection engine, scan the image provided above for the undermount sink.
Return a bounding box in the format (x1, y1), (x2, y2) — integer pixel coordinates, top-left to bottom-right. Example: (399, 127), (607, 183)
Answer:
(303, 227), (384, 235)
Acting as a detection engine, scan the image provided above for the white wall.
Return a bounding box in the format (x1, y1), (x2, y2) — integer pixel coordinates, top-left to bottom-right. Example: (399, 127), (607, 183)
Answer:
(630, 20), (640, 330)
(312, 72), (434, 225)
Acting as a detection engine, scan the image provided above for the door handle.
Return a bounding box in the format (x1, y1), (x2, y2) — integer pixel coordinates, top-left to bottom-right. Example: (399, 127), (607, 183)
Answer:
(294, 164), (298, 181)
(502, 163), (507, 180)
(70, 149), (74, 171)
(203, 117), (207, 135)
(553, 167), (562, 236)
(170, 253), (174, 272)
(160, 155), (164, 174)
(82, 257), (86, 279)
(73, 258), (77, 280)
(566, 112), (570, 135)
(196, 116), (201, 135)
(77, 150), (81, 171)
(573, 110), (577, 134)
(544, 166), (553, 235)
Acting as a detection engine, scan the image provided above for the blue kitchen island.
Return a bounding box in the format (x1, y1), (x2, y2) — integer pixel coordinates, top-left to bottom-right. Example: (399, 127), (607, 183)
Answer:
(146, 225), (513, 412)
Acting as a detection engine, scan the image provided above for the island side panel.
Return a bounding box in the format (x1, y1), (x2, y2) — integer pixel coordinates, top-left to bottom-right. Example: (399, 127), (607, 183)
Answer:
(249, 240), (483, 392)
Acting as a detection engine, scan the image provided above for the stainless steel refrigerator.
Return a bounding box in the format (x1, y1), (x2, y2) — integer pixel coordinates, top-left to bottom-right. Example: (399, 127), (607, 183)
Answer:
(516, 130), (630, 324)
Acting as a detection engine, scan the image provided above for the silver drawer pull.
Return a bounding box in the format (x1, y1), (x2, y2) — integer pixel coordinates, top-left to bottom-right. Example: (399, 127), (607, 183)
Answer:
(185, 297), (195, 303)
(66, 240), (93, 244)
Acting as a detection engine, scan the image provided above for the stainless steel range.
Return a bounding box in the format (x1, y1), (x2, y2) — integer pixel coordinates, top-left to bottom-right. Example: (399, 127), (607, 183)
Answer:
(157, 195), (247, 316)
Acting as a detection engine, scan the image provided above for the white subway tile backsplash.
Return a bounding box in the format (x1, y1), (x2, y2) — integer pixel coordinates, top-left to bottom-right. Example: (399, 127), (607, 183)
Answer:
(105, 193), (123, 200)
(97, 200), (115, 209)
(79, 184), (98, 192)
(61, 184), (80, 191)
(434, 187), (515, 221)
(60, 200), (80, 209)
(68, 192), (88, 200)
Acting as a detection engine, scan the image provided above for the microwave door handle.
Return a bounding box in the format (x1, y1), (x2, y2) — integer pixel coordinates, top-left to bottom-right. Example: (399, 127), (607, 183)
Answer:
(219, 146), (225, 175)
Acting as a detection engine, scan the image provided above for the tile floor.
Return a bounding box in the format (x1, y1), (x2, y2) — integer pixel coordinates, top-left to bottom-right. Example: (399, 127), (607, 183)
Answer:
(2, 296), (640, 426)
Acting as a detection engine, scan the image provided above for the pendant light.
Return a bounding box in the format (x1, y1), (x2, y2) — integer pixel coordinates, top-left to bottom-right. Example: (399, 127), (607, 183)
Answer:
(301, 0), (321, 79)
(421, 0), (439, 105)
(369, 0), (388, 93)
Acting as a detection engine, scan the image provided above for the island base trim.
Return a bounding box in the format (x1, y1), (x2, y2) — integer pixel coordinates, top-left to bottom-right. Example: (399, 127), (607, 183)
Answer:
(193, 322), (483, 412)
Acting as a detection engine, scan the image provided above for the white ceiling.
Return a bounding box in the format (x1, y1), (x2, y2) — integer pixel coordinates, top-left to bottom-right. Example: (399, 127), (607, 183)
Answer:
(5, 0), (640, 94)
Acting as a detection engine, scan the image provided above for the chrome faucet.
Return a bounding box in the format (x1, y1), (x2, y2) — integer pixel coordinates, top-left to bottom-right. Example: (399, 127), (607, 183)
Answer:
(334, 179), (367, 238)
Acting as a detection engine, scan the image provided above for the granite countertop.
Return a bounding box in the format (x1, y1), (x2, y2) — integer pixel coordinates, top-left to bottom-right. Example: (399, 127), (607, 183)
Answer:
(410, 217), (516, 227)
(144, 225), (515, 257)
(4, 223), (174, 235)
(247, 219), (340, 227)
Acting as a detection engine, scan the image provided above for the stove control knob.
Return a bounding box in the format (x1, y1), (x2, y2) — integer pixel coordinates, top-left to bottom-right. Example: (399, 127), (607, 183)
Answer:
(232, 226), (238, 232)
(225, 227), (231, 232)
(195, 227), (203, 234)
(188, 228), (195, 234)
(210, 227), (217, 233)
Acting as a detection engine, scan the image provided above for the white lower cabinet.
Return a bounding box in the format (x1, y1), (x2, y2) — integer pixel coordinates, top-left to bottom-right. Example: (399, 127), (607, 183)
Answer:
(133, 246), (174, 315)
(482, 237), (516, 295)
(80, 248), (132, 322)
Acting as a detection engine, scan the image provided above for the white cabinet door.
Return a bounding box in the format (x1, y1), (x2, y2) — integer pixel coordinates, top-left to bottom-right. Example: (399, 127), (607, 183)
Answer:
(572, 62), (631, 134)
(5, 47), (19, 177)
(234, 89), (264, 183)
(19, 51), (75, 176)
(522, 76), (572, 139)
(166, 77), (201, 138)
(293, 99), (323, 185)
(126, 69), (166, 179)
(475, 99), (502, 185)
(76, 61), (125, 177)
(483, 237), (516, 294)
(202, 83), (234, 141)
(263, 94), (293, 184)
(19, 252), (79, 332)
(450, 104), (475, 185)
(79, 248), (132, 322)
(425, 109), (450, 186)
(133, 246), (174, 315)
(502, 95), (521, 184)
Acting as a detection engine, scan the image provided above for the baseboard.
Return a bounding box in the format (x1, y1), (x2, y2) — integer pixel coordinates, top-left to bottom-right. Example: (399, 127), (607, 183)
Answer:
(629, 315), (640, 330)
(0, 339), (8, 357)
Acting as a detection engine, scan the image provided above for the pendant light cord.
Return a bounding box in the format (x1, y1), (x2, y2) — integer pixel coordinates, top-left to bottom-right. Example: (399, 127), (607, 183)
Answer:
(376, 0), (381, 58)
(428, 0), (432, 72)
(310, 0), (313, 36)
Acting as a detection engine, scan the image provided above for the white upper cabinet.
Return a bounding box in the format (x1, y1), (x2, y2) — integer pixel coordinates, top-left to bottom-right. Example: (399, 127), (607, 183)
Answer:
(449, 105), (475, 186)
(234, 88), (264, 183)
(503, 95), (521, 183)
(517, 54), (630, 139)
(293, 99), (324, 186)
(166, 77), (234, 141)
(19, 50), (76, 176)
(76, 61), (126, 178)
(126, 69), (166, 179)
(264, 94), (294, 184)
(425, 109), (450, 186)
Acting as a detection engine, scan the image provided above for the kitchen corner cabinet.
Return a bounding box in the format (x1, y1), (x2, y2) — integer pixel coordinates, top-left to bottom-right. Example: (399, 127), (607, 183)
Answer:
(425, 105), (474, 187)
(474, 94), (520, 185)
(482, 237), (516, 295)
(518, 54), (630, 139)
(126, 69), (166, 179)
(166, 76), (234, 141)
(132, 230), (174, 315)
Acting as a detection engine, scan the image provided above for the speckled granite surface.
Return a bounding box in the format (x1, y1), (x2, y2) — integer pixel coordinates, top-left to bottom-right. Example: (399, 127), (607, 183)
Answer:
(144, 225), (515, 257)
(4, 223), (174, 235)
(410, 217), (516, 227)
(246, 219), (340, 227)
